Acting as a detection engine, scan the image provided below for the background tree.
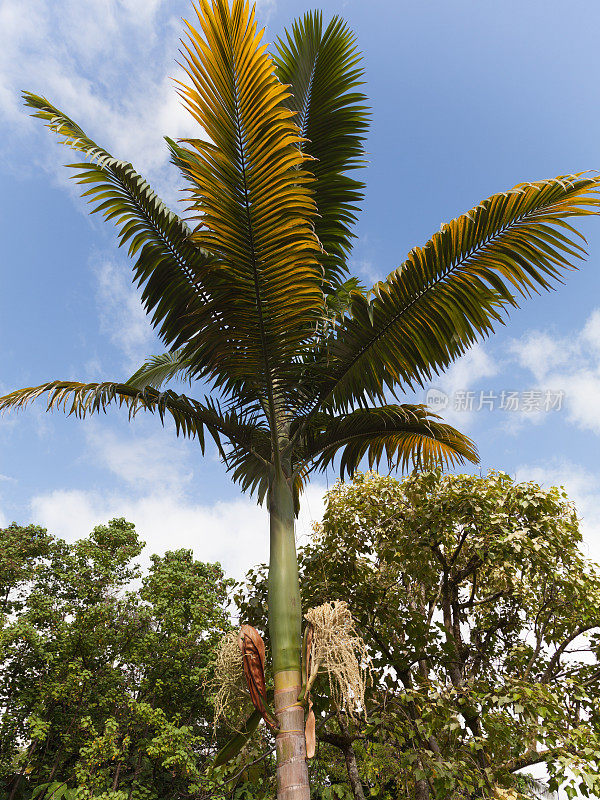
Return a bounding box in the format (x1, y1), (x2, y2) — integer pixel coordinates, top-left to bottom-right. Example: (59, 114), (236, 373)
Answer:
(0, 520), (236, 800)
(238, 471), (600, 800)
(2, 0), (600, 795)
(3, 479), (599, 800)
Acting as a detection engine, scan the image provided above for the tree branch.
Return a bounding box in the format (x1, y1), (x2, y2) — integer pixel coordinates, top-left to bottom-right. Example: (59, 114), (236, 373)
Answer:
(541, 626), (597, 683)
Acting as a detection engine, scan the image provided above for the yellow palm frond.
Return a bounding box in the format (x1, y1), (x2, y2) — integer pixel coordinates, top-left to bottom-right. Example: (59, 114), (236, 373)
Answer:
(174, 0), (324, 420)
(295, 404), (478, 479)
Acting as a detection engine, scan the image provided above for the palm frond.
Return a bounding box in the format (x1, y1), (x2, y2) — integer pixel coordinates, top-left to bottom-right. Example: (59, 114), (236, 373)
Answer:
(515, 775), (558, 800)
(295, 404), (478, 479)
(228, 449), (272, 505)
(203, 394), (272, 503)
(126, 351), (194, 389)
(325, 276), (366, 318)
(0, 381), (215, 448)
(305, 174), (600, 413)
(202, 394), (271, 461)
(22, 92), (220, 357)
(274, 12), (369, 288)
(173, 0), (324, 420)
(0, 380), (276, 476)
(165, 135), (205, 192)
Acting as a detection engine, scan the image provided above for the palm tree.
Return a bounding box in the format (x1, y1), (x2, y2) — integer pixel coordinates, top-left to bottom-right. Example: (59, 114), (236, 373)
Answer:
(2, 1), (599, 797)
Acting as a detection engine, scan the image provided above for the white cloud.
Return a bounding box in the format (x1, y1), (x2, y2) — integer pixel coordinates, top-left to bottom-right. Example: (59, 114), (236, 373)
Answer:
(560, 370), (600, 435)
(514, 459), (600, 563)
(510, 308), (600, 434)
(26, 420), (324, 580)
(582, 308), (600, 352)
(255, 0), (277, 22)
(30, 481), (325, 582)
(441, 343), (498, 399)
(93, 257), (158, 373)
(84, 423), (194, 494)
(424, 343), (499, 426)
(1, 0), (203, 207)
(509, 330), (572, 383)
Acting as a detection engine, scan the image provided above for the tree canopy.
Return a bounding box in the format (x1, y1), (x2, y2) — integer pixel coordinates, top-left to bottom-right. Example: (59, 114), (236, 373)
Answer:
(3, 471), (600, 800)
(0, 520), (236, 800)
(237, 470), (600, 800)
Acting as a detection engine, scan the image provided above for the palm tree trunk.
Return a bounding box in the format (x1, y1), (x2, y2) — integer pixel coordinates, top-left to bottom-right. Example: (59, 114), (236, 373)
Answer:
(268, 470), (310, 800)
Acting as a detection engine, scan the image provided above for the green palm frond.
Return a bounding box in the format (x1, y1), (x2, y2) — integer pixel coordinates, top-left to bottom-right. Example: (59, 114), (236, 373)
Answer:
(202, 394), (271, 459)
(325, 276), (366, 317)
(173, 0), (324, 419)
(204, 394), (272, 502)
(126, 351), (194, 390)
(0, 380), (276, 475)
(228, 449), (272, 504)
(274, 12), (369, 288)
(307, 174), (600, 413)
(22, 92), (220, 357)
(0, 381), (219, 448)
(165, 136), (204, 193)
(296, 404), (478, 479)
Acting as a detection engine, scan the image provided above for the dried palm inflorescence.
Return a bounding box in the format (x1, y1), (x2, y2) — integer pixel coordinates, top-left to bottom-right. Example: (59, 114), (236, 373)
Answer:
(211, 630), (248, 729)
(304, 600), (371, 718)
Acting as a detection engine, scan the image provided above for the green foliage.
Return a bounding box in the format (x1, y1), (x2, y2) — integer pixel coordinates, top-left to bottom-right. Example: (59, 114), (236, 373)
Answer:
(237, 470), (600, 798)
(0, 519), (238, 800)
(273, 11), (369, 289)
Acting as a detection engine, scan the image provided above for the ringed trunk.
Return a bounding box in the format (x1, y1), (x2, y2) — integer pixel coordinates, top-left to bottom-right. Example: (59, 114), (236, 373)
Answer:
(268, 471), (310, 800)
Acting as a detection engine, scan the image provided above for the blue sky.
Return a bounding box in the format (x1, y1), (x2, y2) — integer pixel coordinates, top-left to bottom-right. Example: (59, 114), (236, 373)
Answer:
(2, 0), (600, 577)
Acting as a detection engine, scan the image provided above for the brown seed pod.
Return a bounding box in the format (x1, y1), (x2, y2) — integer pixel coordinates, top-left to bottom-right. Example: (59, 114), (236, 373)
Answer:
(302, 623), (316, 758)
(302, 623), (314, 689)
(238, 625), (276, 730)
(305, 697), (316, 759)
